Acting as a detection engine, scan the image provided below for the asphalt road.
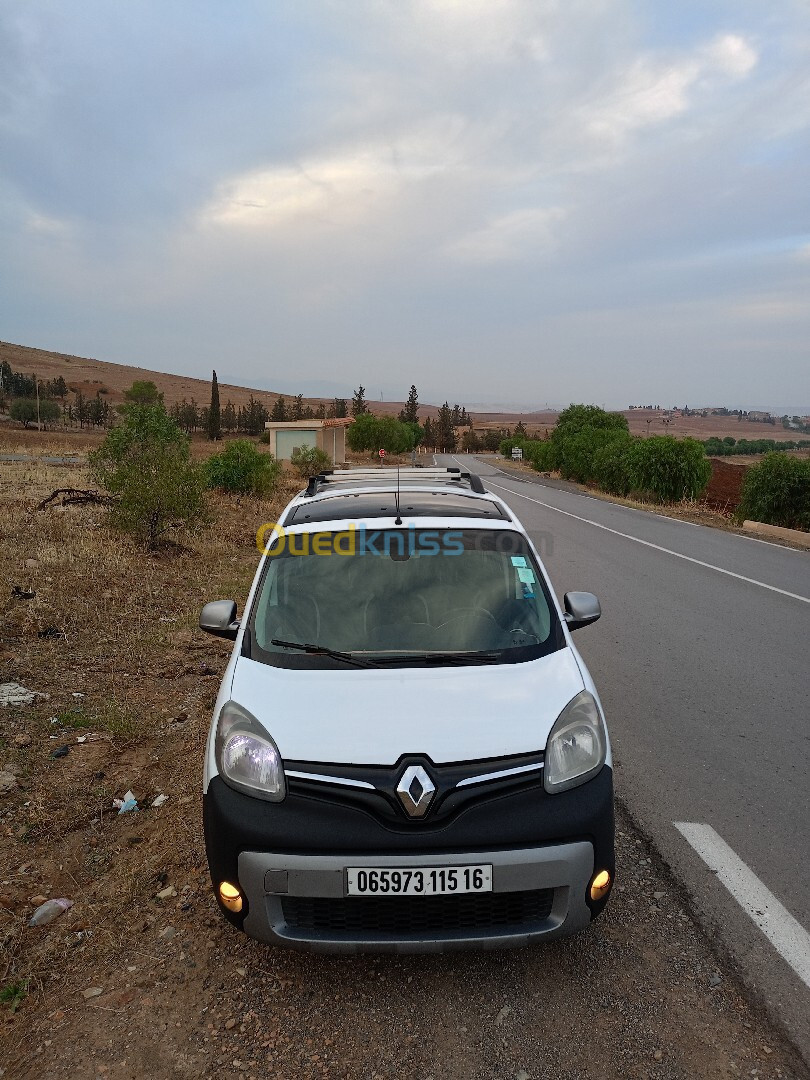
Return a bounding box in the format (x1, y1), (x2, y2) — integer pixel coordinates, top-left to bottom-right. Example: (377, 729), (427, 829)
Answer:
(441, 453), (810, 1062)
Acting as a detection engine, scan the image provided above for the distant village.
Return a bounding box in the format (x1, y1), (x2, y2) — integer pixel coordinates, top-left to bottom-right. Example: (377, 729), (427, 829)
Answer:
(627, 405), (810, 432)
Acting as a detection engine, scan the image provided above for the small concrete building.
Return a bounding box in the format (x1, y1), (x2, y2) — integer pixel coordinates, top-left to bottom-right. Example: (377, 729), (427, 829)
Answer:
(263, 418), (352, 464)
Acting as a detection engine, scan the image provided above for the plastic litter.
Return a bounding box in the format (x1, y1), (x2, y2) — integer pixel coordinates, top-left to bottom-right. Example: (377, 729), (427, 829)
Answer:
(151, 794), (169, 808)
(113, 790), (138, 814)
(28, 898), (74, 926)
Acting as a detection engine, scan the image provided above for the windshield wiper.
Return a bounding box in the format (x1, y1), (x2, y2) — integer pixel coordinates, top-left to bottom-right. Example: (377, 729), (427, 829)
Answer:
(372, 650), (501, 666)
(270, 638), (379, 668)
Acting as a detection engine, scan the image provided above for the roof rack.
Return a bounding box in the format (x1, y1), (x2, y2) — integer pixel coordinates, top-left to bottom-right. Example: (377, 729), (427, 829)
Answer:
(303, 467), (487, 498)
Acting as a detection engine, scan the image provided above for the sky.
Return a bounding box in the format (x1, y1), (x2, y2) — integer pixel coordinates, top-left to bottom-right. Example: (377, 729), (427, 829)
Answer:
(1, 1), (808, 412)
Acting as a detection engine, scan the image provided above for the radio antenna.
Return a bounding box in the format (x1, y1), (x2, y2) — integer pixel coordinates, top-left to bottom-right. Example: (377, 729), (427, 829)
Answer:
(394, 464), (402, 525)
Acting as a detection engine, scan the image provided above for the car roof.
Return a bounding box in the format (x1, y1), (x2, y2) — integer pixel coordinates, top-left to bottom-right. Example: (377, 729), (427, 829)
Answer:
(284, 467), (512, 526)
(288, 490), (509, 524)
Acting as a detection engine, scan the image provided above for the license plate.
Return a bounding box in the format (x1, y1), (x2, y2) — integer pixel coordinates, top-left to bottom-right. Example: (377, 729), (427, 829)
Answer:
(346, 865), (492, 896)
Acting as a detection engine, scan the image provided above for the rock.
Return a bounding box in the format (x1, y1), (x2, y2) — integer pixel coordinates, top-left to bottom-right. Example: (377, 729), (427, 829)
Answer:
(654, 1050), (663, 1061)
(0, 771), (18, 797)
(50, 745), (69, 759)
(28, 895), (48, 905)
(156, 886), (177, 900)
(496, 1005), (511, 1025)
(653, 891), (666, 900)
(225, 1018), (237, 1030)
(12, 734), (31, 748)
(235, 967), (246, 977)
(81, 987), (103, 1000)
(159, 925), (176, 940)
(516, 1071), (530, 1080)
(0, 683), (46, 708)
(709, 973), (722, 987)
(25, 559), (39, 568)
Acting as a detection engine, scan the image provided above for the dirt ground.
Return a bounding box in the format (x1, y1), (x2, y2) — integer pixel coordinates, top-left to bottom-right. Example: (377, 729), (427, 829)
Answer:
(703, 459), (748, 512)
(1, 439), (807, 1079)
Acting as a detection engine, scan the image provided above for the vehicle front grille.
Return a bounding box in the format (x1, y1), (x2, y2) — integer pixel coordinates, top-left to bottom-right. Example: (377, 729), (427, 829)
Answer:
(280, 889), (554, 938)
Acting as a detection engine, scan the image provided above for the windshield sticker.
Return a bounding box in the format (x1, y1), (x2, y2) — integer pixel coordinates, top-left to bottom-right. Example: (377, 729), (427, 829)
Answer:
(517, 567), (536, 584)
(510, 556), (527, 567)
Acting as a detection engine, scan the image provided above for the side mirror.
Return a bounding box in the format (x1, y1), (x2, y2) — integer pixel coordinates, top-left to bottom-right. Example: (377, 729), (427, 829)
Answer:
(563, 592), (601, 632)
(200, 600), (241, 640)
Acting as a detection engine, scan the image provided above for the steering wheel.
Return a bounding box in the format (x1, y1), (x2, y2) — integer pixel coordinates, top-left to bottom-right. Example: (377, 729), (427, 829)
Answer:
(436, 607), (498, 630)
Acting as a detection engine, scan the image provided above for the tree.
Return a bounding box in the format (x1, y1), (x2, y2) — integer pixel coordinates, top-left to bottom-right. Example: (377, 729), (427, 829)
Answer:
(121, 380), (164, 407)
(292, 394), (305, 420)
(330, 398), (348, 419)
(514, 420), (527, 439)
(351, 386), (368, 417)
(399, 385), (419, 424)
(271, 396), (288, 422)
(208, 370), (221, 440)
(89, 405), (207, 548)
(88, 392), (109, 427)
(10, 398), (60, 428)
(222, 400), (237, 433)
(243, 395), (268, 435)
(422, 416), (434, 448)
(451, 404), (462, 427)
(434, 403), (457, 452)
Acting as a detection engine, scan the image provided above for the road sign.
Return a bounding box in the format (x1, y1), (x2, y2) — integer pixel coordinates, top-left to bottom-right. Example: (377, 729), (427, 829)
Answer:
(379, 448), (386, 458)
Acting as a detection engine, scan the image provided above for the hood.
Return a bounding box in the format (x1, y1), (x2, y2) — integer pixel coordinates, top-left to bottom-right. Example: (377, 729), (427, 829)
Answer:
(227, 648), (585, 764)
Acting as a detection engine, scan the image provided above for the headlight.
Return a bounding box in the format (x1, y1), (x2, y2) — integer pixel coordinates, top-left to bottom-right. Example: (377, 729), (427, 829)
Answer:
(544, 690), (606, 793)
(215, 701), (285, 802)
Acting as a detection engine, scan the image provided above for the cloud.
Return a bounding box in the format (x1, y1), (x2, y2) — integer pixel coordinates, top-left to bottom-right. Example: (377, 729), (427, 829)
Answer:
(200, 116), (468, 232)
(0, 1), (805, 410)
(445, 206), (566, 263)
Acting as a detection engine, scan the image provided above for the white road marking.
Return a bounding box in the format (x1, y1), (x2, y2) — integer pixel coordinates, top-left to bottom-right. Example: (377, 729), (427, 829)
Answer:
(675, 823), (810, 990)
(482, 478), (810, 604)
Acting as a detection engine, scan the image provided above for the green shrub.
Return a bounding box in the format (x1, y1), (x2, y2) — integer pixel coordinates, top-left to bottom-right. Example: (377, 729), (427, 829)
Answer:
(89, 405), (207, 548)
(204, 439), (281, 496)
(525, 441), (555, 472)
(738, 453), (810, 530)
(347, 413), (420, 454)
(625, 436), (710, 503)
(290, 445), (332, 479)
(592, 436), (635, 495)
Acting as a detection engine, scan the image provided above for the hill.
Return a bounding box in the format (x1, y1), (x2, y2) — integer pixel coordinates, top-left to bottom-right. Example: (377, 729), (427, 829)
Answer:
(0, 340), (801, 442)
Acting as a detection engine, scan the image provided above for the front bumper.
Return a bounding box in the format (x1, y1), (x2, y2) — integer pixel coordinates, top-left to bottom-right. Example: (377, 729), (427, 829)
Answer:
(203, 766), (614, 952)
(238, 842), (594, 953)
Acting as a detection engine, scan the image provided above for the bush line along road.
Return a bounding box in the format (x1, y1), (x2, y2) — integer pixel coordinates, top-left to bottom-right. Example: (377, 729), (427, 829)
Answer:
(445, 452), (810, 1063)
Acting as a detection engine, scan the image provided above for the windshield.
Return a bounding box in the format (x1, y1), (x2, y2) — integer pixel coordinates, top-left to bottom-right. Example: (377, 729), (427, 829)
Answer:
(247, 528), (562, 668)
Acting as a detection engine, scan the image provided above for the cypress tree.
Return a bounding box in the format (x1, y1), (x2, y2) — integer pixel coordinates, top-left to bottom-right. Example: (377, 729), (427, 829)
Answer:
(208, 370), (221, 440)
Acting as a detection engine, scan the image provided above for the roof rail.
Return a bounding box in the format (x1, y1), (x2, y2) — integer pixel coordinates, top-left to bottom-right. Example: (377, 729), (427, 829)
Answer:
(303, 467), (487, 498)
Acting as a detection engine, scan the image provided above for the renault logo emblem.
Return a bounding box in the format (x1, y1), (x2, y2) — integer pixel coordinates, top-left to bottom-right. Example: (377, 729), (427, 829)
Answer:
(396, 765), (436, 818)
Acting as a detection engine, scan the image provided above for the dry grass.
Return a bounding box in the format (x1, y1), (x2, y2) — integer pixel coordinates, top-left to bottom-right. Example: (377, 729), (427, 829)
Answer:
(0, 442), (300, 1037)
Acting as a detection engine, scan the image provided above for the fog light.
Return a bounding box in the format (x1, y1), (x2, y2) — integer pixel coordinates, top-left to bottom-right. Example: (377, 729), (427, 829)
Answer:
(219, 881), (243, 913)
(589, 870), (612, 901)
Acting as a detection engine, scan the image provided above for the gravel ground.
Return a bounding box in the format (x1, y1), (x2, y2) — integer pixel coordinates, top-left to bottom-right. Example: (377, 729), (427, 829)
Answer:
(6, 804), (806, 1080)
